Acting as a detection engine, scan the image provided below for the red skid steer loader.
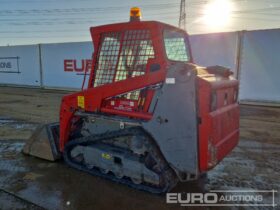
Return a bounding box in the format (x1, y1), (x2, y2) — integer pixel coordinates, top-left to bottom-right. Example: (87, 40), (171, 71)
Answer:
(23, 7), (239, 193)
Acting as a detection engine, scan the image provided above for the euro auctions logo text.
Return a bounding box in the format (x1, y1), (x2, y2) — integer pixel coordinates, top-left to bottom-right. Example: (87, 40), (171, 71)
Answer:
(166, 190), (277, 207)
(64, 59), (92, 73)
(167, 192), (218, 205)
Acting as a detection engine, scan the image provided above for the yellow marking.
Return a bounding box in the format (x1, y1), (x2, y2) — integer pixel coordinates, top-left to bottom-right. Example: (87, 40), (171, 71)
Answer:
(102, 153), (112, 160)
(77, 96), (85, 109)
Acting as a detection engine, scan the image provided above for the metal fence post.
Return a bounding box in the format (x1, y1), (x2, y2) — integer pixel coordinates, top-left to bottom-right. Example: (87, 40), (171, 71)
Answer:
(235, 30), (245, 80)
(38, 44), (44, 88)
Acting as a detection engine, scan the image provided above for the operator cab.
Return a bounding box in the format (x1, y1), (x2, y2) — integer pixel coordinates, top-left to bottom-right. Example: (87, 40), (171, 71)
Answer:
(89, 10), (193, 116)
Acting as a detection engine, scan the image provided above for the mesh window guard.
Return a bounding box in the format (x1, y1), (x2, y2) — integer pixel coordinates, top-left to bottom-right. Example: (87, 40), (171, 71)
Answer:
(93, 30), (155, 87)
(164, 38), (188, 61)
(164, 30), (190, 62)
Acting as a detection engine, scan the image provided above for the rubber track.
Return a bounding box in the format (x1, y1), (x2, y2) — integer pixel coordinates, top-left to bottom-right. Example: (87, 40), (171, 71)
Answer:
(63, 127), (172, 194)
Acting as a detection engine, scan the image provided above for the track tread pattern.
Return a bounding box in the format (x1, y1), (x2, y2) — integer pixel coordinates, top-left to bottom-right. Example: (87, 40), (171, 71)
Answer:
(63, 127), (176, 194)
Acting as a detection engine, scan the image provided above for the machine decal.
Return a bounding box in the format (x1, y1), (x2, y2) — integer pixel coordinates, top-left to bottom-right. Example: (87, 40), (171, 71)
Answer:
(102, 153), (112, 160)
(77, 96), (85, 108)
(165, 78), (175, 84)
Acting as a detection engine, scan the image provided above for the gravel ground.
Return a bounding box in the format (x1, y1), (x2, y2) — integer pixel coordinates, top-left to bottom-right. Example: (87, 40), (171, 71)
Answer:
(0, 86), (279, 210)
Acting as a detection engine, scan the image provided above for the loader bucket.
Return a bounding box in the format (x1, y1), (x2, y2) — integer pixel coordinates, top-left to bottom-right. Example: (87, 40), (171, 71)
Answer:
(23, 123), (61, 161)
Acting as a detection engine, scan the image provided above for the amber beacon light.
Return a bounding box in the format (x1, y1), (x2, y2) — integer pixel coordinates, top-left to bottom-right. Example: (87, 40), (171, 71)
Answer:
(130, 7), (141, 22)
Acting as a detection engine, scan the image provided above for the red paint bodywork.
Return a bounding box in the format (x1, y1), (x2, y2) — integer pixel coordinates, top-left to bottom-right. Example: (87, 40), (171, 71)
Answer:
(198, 75), (239, 171)
(59, 20), (239, 173)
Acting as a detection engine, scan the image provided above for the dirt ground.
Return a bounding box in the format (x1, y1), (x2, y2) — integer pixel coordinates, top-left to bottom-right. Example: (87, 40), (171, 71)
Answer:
(0, 86), (279, 210)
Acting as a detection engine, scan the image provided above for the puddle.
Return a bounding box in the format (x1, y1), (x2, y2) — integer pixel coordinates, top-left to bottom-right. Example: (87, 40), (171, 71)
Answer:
(0, 117), (37, 141)
(0, 118), (35, 130)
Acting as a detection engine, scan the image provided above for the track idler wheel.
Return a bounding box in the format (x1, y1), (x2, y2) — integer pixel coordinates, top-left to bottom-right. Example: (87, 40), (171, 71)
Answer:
(131, 178), (142, 185)
(114, 172), (124, 179)
(100, 169), (109, 174)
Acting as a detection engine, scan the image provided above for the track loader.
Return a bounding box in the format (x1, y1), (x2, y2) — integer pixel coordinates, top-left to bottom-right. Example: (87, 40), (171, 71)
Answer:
(23, 7), (239, 193)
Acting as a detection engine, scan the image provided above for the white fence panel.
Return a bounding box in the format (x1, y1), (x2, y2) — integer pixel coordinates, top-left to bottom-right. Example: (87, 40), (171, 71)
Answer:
(41, 41), (93, 89)
(0, 29), (279, 103)
(190, 32), (238, 76)
(0, 45), (40, 86)
(239, 29), (280, 102)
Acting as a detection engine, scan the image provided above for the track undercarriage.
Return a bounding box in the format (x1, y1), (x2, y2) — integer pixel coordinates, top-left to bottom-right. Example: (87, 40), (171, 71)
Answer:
(64, 122), (177, 193)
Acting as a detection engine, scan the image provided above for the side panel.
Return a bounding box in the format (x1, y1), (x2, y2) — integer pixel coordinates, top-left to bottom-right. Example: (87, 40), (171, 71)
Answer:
(239, 29), (280, 102)
(198, 77), (239, 171)
(143, 63), (198, 175)
(41, 42), (93, 89)
(190, 32), (238, 77)
(0, 45), (41, 86)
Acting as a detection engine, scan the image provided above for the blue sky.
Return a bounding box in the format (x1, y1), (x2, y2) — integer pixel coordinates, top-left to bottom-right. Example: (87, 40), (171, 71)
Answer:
(0, 0), (279, 46)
